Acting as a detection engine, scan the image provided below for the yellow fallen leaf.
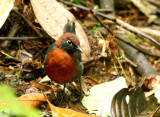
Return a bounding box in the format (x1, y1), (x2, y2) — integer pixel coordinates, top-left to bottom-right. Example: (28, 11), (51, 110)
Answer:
(18, 93), (47, 107)
(47, 100), (99, 117)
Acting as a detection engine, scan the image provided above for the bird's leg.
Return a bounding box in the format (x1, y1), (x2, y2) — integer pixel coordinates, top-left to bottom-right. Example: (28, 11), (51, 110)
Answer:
(60, 84), (69, 102)
(79, 77), (83, 101)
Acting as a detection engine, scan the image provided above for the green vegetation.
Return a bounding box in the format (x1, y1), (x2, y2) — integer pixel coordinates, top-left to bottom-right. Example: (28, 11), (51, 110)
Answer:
(124, 33), (142, 43)
(0, 85), (40, 117)
(72, 0), (84, 4)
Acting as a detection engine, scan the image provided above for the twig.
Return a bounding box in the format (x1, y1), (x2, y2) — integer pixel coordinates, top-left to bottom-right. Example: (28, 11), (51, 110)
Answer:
(4, 57), (21, 63)
(58, 0), (115, 20)
(0, 50), (21, 63)
(150, 106), (160, 117)
(146, 0), (160, 8)
(12, 9), (43, 37)
(119, 40), (160, 76)
(1, 23), (20, 48)
(0, 37), (51, 40)
(116, 33), (160, 57)
(58, 0), (160, 47)
(32, 48), (47, 60)
(85, 76), (99, 85)
(0, 50), (13, 58)
(90, 10), (160, 57)
(90, 7), (160, 78)
(116, 19), (160, 47)
(123, 56), (137, 67)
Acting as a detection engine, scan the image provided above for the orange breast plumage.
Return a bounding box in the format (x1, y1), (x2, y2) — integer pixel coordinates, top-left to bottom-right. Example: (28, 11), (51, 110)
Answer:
(45, 48), (77, 83)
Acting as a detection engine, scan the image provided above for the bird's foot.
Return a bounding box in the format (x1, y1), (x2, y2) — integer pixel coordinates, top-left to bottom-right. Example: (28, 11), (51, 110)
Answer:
(61, 92), (69, 102)
(58, 84), (70, 104)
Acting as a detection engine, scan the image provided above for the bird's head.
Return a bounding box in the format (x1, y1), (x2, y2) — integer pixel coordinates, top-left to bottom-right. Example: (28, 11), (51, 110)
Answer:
(56, 33), (83, 54)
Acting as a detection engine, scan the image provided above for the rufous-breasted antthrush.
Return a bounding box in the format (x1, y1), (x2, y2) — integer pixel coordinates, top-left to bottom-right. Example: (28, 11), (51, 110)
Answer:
(44, 21), (84, 100)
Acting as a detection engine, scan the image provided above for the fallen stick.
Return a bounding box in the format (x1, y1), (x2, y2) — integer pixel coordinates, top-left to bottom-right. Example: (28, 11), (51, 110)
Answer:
(58, 0), (160, 47)
(0, 37), (51, 40)
(1, 23), (20, 48)
(118, 40), (160, 76)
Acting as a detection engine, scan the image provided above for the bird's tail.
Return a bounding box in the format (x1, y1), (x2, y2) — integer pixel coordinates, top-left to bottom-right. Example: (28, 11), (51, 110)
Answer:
(63, 20), (76, 34)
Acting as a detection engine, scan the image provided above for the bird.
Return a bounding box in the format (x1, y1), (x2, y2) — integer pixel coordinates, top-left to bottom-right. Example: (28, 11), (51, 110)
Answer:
(44, 21), (84, 100)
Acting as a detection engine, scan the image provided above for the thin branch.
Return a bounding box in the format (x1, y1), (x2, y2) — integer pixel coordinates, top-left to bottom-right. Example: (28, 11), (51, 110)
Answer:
(58, 0), (160, 47)
(1, 22), (20, 48)
(90, 10), (160, 57)
(0, 37), (51, 40)
(12, 9), (43, 37)
(150, 106), (160, 117)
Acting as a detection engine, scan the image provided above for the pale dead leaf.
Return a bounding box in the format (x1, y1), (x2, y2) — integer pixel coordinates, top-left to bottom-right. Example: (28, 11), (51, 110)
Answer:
(39, 75), (51, 83)
(30, 0), (91, 63)
(0, 0), (15, 28)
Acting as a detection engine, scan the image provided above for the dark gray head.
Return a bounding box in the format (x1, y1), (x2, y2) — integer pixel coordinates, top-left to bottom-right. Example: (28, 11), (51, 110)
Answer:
(56, 21), (82, 54)
(56, 33), (82, 54)
(61, 38), (82, 54)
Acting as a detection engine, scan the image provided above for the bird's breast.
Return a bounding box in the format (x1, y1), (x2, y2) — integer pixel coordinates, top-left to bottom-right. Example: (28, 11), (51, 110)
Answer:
(45, 48), (77, 83)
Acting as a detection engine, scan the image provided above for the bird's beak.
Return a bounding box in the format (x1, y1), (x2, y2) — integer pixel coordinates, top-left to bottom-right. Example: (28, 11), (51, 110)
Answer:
(77, 46), (83, 53)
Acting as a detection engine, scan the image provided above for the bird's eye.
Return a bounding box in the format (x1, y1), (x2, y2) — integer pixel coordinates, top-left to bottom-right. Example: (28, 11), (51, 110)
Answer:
(66, 40), (72, 45)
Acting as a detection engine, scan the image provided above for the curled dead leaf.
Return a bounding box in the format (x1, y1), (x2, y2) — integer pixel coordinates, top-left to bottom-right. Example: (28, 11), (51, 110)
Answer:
(47, 100), (99, 117)
(111, 87), (148, 117)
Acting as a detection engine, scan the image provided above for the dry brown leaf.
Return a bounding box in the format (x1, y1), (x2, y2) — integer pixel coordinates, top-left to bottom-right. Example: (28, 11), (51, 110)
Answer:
(18, 93), (47, 107)
(48, 100), (99, 117)
(30, 0), (91, 63)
